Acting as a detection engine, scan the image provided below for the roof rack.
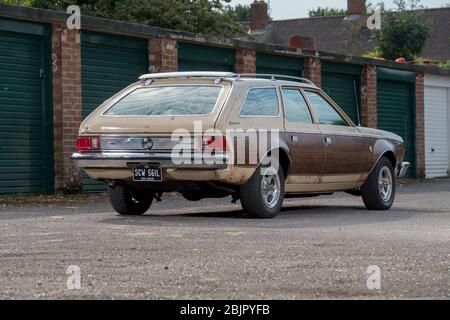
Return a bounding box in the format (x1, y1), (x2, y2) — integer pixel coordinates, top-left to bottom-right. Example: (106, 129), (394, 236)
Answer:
(138, 71), (316, 86)
(139, 72), (236, 80)
(237, 73), (315, 86)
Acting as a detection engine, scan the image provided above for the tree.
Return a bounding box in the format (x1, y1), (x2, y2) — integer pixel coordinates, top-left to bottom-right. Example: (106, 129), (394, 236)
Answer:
(308, 7), (346, 17)
(372, 0), (431, 61)
(1, 0), (246, 37)
(227, 4), (251, 22)
(440, 61), (450, 69)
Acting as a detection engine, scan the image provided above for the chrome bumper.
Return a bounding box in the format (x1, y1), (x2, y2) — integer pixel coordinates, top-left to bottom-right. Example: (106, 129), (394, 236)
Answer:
(71, 152), (229, 170)
(397, 162), (410, 178)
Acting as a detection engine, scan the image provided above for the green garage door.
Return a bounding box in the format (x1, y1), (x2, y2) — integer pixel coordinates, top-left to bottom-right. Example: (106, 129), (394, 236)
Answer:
(0, 18), (53, 195)
(377, 68), (416, 178)
(256, 53), (304, 77)
(321, 63), (361, 124)
(81, 32), (148, 192)
(178, 43), (235, 72)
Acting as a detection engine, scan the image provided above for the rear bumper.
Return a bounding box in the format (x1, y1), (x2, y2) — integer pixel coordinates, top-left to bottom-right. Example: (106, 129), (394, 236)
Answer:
(71, 152), (229, 170)
(397, 162), (411, 178)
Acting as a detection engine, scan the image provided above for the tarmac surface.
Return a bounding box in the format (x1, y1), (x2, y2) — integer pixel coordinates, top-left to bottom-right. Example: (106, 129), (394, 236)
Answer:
(0, 179), (449, 299)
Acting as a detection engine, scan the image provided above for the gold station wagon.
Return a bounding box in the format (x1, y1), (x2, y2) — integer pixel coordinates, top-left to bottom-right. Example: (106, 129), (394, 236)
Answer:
(72, 72), (410, 219)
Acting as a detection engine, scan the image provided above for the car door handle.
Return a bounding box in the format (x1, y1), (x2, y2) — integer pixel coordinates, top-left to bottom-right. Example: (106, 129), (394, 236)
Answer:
(291, 135), (298, 143)
(325, 137), (332, 145)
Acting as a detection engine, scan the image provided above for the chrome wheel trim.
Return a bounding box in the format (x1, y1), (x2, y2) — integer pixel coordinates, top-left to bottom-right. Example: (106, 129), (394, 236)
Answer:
(261, 168), (281, 209)
(378, 166), (393, 202)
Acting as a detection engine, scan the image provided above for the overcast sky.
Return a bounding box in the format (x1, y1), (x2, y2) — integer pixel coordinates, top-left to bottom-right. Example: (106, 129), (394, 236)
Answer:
(228, 0), (450, 20)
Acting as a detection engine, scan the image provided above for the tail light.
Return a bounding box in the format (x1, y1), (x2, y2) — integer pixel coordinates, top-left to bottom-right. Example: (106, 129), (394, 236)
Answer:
(202, 135), (227, 152)
(76, 136), (100, 151)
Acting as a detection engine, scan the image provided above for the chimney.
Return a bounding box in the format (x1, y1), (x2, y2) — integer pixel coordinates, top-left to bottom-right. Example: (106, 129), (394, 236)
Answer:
(347, 0), (366, 15)
(288, 35), (315, 50)
(250, 1), (269, 31)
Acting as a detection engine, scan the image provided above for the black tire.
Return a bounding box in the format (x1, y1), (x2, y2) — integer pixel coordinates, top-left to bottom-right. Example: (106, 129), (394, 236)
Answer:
(361, 157), (396, 210)
(107, 185), (153, 215)
(240, 165), (285, 219)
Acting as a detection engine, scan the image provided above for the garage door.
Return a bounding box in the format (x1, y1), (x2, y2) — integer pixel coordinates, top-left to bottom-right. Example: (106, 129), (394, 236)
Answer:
(178, 43), (235, 72)
(424, 86), (449, 178)
(81, 31), (148, 192)
(322, 63), (361, 124)
(256, 53), (304, 77)
(0, 18), (53, 195)
(377, 68), (416, 178)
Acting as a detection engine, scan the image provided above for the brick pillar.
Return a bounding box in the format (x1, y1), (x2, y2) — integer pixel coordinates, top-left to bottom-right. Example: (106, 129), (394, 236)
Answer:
(52, 24), (63, 191)
(52, 24), (83, 192)
(149, 37), (178, 73)
(304, 57), (321, 87)
(235, 48), (256, 74)
(360, 65), (377, 128)
(415, 72), (425, 178)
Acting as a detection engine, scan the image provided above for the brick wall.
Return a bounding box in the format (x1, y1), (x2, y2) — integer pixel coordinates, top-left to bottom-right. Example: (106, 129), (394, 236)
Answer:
(235, 48), (256, 74)
(415, 72), (425, 178)
(51, 24), (63, 191)
(304, 57), (321, 87)
(360, 65), (377, 128)
(52, 25), (83, 192)
(149, 37), (178, 73)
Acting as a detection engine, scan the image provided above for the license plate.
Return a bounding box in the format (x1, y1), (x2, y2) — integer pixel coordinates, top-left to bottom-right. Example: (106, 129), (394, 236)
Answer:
(132, 164), (162, 182)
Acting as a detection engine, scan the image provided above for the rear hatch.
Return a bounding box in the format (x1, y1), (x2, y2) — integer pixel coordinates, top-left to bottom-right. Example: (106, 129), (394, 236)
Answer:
(79, 78), (233, 153)
(81, 78), (232, 135)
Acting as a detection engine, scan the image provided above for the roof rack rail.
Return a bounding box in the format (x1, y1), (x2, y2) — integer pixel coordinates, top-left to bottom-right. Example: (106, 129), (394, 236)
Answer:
(236, 73), (315, 86)
(139, 72), (236, 80)
(138, 72), (316, 86)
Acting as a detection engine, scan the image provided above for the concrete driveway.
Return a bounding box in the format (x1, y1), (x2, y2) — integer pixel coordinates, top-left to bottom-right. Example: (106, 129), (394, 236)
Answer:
(0, 179), (449, 299)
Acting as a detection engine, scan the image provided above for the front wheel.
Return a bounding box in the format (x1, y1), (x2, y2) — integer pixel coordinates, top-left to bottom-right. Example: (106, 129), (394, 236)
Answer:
(361, 157), (396, 210)
(240, 165), (285, 219)
(107, 185), (154, 215)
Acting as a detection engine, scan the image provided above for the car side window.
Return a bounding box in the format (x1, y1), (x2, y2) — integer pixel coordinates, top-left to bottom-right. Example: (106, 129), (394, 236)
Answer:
(282, 88), (313, 124)
(240, 88), (279, 117)
(303, 91), (349, 126)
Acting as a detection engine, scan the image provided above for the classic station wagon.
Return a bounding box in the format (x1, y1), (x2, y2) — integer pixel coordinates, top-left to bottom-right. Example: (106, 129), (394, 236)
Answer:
(72, 72), (409, 218)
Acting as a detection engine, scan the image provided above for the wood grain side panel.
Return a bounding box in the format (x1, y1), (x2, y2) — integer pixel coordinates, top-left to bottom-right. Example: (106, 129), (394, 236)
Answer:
(288, 132), (325, 175)
(322, 135), (372, 175)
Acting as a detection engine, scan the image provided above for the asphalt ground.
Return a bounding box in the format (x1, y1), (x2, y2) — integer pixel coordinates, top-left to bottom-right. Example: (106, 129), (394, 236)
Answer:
(0, 179), (448, 299)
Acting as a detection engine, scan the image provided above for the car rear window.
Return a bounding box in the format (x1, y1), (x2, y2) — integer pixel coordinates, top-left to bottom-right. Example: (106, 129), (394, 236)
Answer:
(104, 86), (223, 116)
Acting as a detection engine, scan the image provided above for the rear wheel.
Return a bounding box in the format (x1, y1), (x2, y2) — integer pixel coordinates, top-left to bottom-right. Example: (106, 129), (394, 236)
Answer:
(240, 165), (285, 219)
(361, 157), (396, 210)
(107, 185), (154, 215)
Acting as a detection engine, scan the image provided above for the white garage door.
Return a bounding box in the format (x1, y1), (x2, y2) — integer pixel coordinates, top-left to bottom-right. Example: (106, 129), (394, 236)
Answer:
(424, 85), (449, 178)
